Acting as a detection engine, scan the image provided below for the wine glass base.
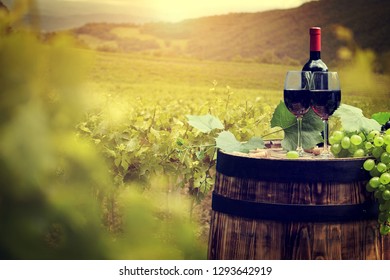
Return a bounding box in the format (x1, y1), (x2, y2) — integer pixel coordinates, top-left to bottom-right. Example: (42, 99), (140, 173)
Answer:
(297, 149), (313, 158)
(319, 150), (333, 159)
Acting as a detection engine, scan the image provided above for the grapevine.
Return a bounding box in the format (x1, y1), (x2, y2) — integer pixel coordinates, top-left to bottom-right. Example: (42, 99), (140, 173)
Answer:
(77, 84), (275, 201)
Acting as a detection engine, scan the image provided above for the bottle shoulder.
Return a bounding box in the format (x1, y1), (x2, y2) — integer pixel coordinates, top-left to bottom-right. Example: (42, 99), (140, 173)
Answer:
(302, 59), (328, 72)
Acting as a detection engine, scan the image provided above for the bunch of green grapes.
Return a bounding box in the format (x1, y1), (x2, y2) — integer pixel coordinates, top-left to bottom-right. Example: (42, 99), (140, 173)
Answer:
(329, 130), (368, 158)
(329, 128), (390, 234)
(362, 129), (390, 234)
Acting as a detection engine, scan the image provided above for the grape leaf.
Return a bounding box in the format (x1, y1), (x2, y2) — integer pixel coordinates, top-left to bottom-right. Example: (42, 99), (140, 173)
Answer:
(333, 104), (381, 133)
(240, 137), (265, 153)
(270, 101), (296, 130)
(215, 131), (241, 152)
(186, 114), (224, 133)
(271, 101), (323, 151)
(215, 132), (264, 153)
(372, 112), (390, 125)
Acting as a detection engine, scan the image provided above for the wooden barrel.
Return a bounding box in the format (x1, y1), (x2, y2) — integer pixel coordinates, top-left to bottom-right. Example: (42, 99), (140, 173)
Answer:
(208, 150), (390, 260)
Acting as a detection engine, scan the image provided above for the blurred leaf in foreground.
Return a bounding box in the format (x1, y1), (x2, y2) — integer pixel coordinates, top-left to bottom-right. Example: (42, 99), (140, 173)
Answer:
(0, 16), (205, 259)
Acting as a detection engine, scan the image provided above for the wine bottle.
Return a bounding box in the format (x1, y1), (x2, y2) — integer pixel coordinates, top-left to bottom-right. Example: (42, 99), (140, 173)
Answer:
(302, 27), (328, 72)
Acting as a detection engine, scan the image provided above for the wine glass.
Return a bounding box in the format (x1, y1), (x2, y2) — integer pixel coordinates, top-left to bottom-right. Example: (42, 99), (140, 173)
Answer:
(284, 71), (311, 156)
(310, 71), (341, 157)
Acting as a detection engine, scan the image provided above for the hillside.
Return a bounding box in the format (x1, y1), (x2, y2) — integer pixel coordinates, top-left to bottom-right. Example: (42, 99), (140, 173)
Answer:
(40, 14), (152, 32)
(70, 0), (390, 65)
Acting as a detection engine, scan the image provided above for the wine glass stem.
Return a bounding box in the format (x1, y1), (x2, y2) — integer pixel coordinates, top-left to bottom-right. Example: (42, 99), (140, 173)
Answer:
(297, 116), (303, 155)
(323, 119), (329, 154)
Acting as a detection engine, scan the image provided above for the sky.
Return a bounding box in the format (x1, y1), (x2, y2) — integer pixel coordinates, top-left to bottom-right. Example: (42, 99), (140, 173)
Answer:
(3, 0), (314, 22)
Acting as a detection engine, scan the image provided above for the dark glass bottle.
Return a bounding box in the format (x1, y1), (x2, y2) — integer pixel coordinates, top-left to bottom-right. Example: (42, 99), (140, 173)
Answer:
(302, 27), (328, 72)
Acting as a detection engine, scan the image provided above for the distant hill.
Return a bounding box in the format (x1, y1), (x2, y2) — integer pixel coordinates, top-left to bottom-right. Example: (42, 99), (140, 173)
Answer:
(68, 0), (390, 65)
(139, 0), (390, 63)
(40, 14), (151, 32)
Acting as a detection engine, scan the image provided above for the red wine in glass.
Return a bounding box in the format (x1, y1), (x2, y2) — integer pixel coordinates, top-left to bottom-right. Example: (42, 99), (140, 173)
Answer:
(310, 71), (341, 157)
(311, 90), (341, 120)
(284, 71), (311, 156)
(284, 89), (311, 117)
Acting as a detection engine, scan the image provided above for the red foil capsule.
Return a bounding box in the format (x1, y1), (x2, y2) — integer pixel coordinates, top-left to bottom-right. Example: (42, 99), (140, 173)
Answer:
(310, 27), (321, 52)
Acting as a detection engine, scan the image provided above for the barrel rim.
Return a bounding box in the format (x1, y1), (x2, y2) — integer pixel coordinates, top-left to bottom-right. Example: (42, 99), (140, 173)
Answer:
(219, 149), (371, 162)
(216, 149), (370, 183)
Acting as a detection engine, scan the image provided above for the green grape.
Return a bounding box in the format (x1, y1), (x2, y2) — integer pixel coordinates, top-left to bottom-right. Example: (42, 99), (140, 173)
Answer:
(381, 152), (390, 164)
(380, 173), (390, 185)
(377, 162), (388, 173)
(387, 145), (390, 154)
(375, 190), (383, 200)
(368, 130), (380, 141)
(348, 145), (357, 154)
(366, 182), (375, 192)
(386, 129), (390, 135)
(332, 130), (344, 142)
(341, 136), (351, 149)
(374, 136), (385, 147)
(330, 143), (342, 155)
(384, 135), (390, 145)
(286, 151), (299, 159)
(383, 190), (390, 200)
(380, 224), (390, 235)
(372, 147), (384, 159)
(328, 136), (337, 145)
(365, 142), (374, 151)
(370, 166), (382, 177)
(363, 159), (376, 171)
(358, 132), (366, 142)
(378, 211), (387, 223)
(369, 177), (381, 188)
(350, 134), (363, 146)
(353, 149), (365, 158)
(379, 201), (390, 210)
(379, 203), (387, 211)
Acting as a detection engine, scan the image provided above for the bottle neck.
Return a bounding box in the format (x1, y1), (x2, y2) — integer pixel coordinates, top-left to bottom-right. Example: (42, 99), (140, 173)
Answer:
(309, 27), (321, 57)
(310, 51), (321, 60)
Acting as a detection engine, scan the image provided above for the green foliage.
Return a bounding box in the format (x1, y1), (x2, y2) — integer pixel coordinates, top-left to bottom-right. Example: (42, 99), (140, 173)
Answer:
(185, 114), (265, 153)
(106, 182), (206, 259)
(372, 112), (390, 125)
(333, 104), (381, 133)
(271, 101), (323, 151)
(215, 131), (242, 152)
(0, 13), (205, 259)
(0, 29), (109, 259)
(215, 131), (264, 153)
(186, 114), (224, 133)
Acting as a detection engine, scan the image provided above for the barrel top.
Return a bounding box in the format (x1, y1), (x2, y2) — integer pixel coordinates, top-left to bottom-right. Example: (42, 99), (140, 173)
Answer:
(216, 149), (370, 183)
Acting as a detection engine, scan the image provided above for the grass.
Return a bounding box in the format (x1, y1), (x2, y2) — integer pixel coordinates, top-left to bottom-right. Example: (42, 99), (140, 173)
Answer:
(86, 50), (389, 116)
(89, 51), (290, 90)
